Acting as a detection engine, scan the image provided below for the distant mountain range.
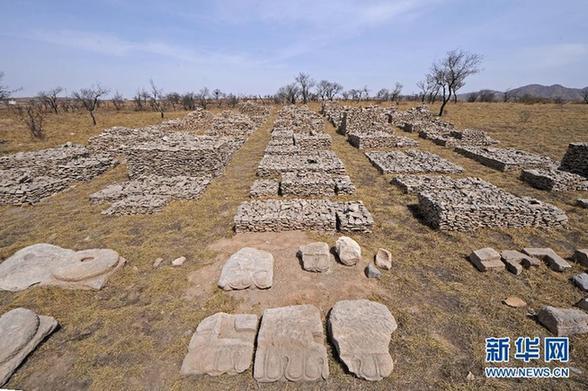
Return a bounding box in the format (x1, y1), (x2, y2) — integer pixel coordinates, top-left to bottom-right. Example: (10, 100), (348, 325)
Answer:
(459, 84), (588, 102)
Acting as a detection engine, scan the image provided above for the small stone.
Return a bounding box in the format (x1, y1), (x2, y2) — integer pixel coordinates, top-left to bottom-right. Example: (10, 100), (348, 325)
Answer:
(335, 236), (361, 266)
(469, 248), (504, 272)
(218, 247), (273, 290)
(375, 248), (392, 270)
(577, 199), (588, 208)
(466, 371), (475, 381)
(299, 242), (330, 272)
(172, 256), (186, 266)
(522, 248), (571, 272)
(366, 263), (381, 279)
(153, 258), (164, 268)
(503, 296), (527, 308)
(576, 298), (588, 311)
(328, 300), (397, 381)
(574, 249), (588, 267)
(537, 306), (588, 336)
(572, 273), (588, 292)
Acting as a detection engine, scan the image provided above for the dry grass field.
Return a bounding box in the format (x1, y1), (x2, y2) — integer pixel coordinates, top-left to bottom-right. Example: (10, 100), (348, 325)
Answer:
(0, 102), (587, 390)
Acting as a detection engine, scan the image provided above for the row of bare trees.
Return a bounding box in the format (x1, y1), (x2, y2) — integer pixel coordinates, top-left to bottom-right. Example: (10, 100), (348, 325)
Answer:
(275, 73), (404, 104)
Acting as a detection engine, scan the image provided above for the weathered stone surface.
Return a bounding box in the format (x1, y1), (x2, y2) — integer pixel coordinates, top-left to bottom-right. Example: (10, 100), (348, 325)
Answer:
(522, 248), (571, 272)
(366, 150), (463, 174)
(254, 305), (329, 382)
(0, 244), (125, 292)
(503, 296), (527, 308)
(572, 273), (588, 292)
(469, 248), (504, 272)
(172, 256), (186, 267)
(181, 312), (258, 376)
(418, 178), (567, 231)
(329, 300), (397, 381)
(521, 168), (588, 191)
(501, 250), (541, 269)
(366, 263), (382, 279)
(335, 237), (361, 266)
(375, 248), (392, 270)
(218, 247), (273, 290)
(537, 306), (588, 336)
(456, 146), (555, 172)
(574, 249), (588, 267)
(300, 242), (330, 272)
(578, 199), (588, 208)
(0, 308), (58, 386)
(577, 298), (588, 312)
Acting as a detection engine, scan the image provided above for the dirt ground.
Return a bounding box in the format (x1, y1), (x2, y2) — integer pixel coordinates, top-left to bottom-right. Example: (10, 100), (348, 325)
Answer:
(0, 102), (587, 390)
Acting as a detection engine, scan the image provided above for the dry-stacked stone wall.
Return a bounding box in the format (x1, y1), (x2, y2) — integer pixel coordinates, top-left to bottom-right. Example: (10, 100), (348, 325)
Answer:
(455, 146), (554, 171)
(237, 105), (373, 232)
(366, 150), (463, 174)
(90, 104), (269, 214)
(416, 178), (567, 231)
(0, 143), (117, 205)
(521, 168), (588, 191)
(560, 142), (588, 178)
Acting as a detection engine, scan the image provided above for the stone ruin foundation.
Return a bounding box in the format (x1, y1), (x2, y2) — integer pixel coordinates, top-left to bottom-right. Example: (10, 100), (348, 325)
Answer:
(410, 176), (568, 231)
(366, 150), (463, 174)
(559, 142), (588, 178)
(237, 105), (373, 233)
(234, 199), (373, 233)
(521, 168), (588, 192)
(455, 146), (554, 172)
(347, 132), (417, 149)
(89, 104), (269, 215)
(0, 143), (117, 205)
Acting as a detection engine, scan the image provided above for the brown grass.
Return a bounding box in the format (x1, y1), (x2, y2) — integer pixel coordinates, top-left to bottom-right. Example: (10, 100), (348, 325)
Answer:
(0, 102), (587, 390)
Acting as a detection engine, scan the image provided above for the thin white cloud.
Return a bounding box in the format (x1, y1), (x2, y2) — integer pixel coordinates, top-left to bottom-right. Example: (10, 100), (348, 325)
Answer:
(28, 29), (257, 66)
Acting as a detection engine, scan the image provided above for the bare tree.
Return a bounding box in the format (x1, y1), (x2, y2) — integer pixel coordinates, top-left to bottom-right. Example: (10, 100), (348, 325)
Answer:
(14, 99), (46, 139)
(212, 88), (224, 106)
(226, 93), (239, 107)
(581, 89), (588, 104)
(111, 91), (125, 111)
(0, 72), (20, 105)
(502, 89), (512, 103)
(479, 90), (496, 102)
(315, 80), (343, 101)
(390, 82), (403, 103)
(429, 49), (482, 116)
(276, 84), (300, 104)
(37, 87), (63, 114)
(376, 88), (390, 101)
(72, 85), (109, 125)
(165, 92), (181, 111)
(466, 92), (479, 102)
(133, 88), (149, 111)
(182, 92), (196, 110)
(196, 87), (210, 109)
(148, 80), (165, 118)
(295, 73), (315, 104)
(361, 86), (370, 100)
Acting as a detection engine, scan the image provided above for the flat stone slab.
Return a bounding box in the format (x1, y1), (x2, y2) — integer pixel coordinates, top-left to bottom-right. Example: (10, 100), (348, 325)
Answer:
(501, 250), (540, 274)
(0, 308), (58, 386)
(0, 244), (126, 291)
(469, 248), (504, 272)
(522, 248), (571, 272)
(572, 273), (588, 292)
(254, 304), (329, 382)
(375, 248), (392, 270)
(537, 306), (588, 336)
(300, 242), (331, 272)
(574, 249), (588, 267)
(181, 313), (258, 376)
(329, 300), (397, 381)
(335, 236), (361, 266)
(218, 247), (274, 290)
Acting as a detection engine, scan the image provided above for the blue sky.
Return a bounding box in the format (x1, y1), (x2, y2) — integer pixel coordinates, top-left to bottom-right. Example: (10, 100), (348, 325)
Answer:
(1, 0), (587, 97)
